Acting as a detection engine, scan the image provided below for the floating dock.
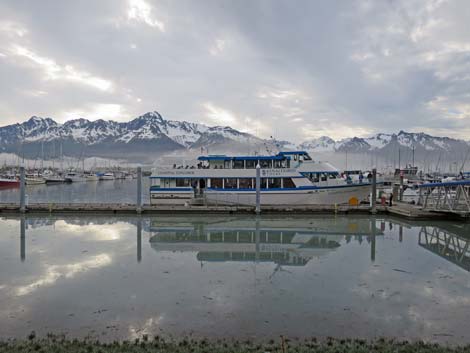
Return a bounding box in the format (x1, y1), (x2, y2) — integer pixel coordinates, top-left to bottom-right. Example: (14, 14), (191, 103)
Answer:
(0, 202), (467, 220)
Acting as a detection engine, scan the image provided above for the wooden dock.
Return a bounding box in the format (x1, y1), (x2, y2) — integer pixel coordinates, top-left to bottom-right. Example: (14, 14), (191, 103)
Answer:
(0, 201), (468, 221)
(0, 202), (378, 215)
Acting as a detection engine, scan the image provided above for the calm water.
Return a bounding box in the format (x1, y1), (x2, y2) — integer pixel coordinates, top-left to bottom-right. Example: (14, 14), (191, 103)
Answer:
(0, 214), (469, 343)
(0, 179), (150, 204)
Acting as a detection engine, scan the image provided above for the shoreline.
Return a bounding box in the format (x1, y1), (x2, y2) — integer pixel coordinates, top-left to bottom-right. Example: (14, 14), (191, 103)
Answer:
(1, 336), (469, 353)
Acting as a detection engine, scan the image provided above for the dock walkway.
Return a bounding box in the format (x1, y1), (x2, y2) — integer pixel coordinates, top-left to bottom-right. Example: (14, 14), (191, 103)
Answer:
(0, 202), (468, 221)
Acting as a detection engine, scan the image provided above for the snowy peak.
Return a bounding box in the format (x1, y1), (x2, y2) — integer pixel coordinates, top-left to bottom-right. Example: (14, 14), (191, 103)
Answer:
(299, 136), (335, 152)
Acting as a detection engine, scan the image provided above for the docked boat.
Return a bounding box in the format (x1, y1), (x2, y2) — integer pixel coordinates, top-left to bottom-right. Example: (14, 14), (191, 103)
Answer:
(64, 171), (87, 183)
(150, 151), (373, 206)
(99, 172), (115, 181)
(0, 176), (20, 188)
(86, 173), (100, 181)
(25, 175), (46, 185)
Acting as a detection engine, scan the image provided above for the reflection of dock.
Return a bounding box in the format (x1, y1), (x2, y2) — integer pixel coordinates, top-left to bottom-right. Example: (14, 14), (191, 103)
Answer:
(419, 226), (470, 272)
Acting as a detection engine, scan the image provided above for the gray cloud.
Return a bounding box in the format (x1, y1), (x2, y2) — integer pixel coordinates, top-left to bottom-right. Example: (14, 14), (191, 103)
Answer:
(1, 0), (470, 141)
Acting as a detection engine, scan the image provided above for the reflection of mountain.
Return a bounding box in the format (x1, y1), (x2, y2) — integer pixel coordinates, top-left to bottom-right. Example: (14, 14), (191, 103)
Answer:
(419, 226), (470, 272)
(149, 216), (382, 266)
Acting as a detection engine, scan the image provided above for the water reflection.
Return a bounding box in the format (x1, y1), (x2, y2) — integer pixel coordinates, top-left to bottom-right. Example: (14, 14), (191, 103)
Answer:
(3, 215), (470, 343)
(148, 216), (382, 266)
(419, 225), (470, 272)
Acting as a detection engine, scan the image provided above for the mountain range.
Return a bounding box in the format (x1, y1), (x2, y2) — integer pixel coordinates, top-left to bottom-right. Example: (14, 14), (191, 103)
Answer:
(1, 111), (469, 164)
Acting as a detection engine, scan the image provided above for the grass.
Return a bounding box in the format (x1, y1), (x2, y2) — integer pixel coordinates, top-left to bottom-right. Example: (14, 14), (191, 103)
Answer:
(1, 335), (470, 353)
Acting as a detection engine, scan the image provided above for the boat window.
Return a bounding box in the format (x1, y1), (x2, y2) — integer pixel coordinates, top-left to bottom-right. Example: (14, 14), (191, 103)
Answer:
(321, 173), (328, 182)
(303, 154), (312, 161)
(261, 178), (268, 189)
(293, 155), (298, 161)
(176, 178), (191, 187)
(282, 178), (296, 188)
(224, 178), (237, 189)
(274, 160), (282, 168)
(268, 178), (281, 189)
(329, 173), (337, 179)
(211, 178), (223, 189)
(224, 160), (231, 169)
(281, 160), (287, 168)
(312, 173), (320, 183)
(259, 160), (271, 168)
(233, 160), (244, 169)
(246, 160), (256, 169)
(239, 178), (252, 189)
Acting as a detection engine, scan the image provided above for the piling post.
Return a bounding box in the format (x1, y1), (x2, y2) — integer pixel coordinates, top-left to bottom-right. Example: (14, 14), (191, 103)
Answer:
(137, 218), (142, 263)
(137, 167), (142, 214)
(371, 168), (377, 214)
(255, 216), (260, 263)
(370, 218), (376, 262)
(255, 164), (261, 214)
(20, 215), (26, 262)
(399, 174), (404, 202)
(19, 166), (26, 213)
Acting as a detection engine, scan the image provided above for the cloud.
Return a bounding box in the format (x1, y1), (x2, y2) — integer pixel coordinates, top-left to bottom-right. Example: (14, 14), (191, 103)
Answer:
(12, 46), (113, 92)
(1, 0), (470, 141)
(127, 0), (165, 32)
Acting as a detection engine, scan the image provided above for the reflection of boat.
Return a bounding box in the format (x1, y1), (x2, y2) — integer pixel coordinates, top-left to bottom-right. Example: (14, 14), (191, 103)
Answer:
(0, 176), (20, 188)
(150, 151), (373, 206)
(149, 216), (380, 266)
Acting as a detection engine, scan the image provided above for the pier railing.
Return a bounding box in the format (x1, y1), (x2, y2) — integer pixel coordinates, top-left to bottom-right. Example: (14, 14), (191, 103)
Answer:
(418, 180), (470, 215)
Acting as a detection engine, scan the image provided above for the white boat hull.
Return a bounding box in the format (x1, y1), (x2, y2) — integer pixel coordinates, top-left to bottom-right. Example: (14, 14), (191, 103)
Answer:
(150, 184), (371, 206)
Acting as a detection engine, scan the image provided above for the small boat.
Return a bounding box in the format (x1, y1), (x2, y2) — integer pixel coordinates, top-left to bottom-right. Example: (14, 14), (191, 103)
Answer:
(0, 176), (20, 188)
(64, 172), (87, 183)
(86, 173), (100, 181)
(99, 172), (115, 181)
(44, 175), (66, 184)
(25, 176), (46, 185)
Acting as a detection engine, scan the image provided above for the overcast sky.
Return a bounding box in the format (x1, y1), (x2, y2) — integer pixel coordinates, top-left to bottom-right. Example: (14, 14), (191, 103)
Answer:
(1, 0), (470, 141)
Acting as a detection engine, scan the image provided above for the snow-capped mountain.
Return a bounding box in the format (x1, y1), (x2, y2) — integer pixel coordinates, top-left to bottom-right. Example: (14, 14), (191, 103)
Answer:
(299, 136), (335, 152)
(1, 111), (468, 162)
(0, 111), (263, 160)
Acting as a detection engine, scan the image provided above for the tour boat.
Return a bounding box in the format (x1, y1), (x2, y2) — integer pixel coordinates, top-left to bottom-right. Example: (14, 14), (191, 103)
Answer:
(149, 151), (373, 206)
(0, 176), (20, 188)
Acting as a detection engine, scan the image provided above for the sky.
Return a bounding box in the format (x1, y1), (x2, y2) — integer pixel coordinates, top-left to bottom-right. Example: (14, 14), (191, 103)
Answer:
(1, 0), (470, 142)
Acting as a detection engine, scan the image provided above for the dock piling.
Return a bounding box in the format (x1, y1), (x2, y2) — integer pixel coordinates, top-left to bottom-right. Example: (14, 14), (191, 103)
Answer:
(399, 174), (404, 202)
(136, 167), (142, 214)
(255, 164), (261, 214)
(20, 216), (25, 262)
(19, 166), (26, 213)
(137, 218), (142, 263)
(371, 168), (377, 214)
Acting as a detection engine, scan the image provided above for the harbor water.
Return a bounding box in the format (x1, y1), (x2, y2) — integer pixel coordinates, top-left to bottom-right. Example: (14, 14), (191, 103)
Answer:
(0, 214), (469, 343)
(0, 179), (150, 204)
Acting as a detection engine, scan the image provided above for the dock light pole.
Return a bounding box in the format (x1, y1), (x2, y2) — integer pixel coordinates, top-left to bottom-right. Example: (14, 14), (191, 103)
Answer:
(255, 163), (261, 214)
(371, 168), (377, 214)
(19, 166), (26, 213)
(137, 167), (142, 214)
